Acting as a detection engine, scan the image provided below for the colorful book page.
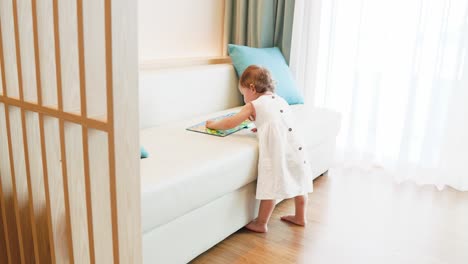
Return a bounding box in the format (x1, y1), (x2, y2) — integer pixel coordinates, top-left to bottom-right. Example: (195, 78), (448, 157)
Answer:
(186, 113), (253, 137)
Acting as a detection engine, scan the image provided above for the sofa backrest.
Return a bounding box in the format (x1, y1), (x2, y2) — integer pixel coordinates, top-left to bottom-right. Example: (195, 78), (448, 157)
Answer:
(139, 64), (242, 129)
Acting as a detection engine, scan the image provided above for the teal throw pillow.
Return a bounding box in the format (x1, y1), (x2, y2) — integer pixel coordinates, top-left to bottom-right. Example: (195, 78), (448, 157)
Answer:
(140, 147), (149, 159)
(228, 44), (304, 104)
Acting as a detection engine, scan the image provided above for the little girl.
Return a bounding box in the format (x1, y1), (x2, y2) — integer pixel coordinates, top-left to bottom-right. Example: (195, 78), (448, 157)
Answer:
(206, 65), (313, 233)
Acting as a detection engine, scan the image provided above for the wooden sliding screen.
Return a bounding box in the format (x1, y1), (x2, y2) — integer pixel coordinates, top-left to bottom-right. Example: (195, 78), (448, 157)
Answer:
(0, 0), (141, 263)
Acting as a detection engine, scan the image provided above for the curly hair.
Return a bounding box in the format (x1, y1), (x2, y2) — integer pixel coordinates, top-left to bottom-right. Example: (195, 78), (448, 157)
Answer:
(239, 65), (275, 93)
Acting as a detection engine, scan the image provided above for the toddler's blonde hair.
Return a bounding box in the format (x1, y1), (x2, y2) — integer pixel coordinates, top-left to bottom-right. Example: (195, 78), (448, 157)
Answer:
(239, 65), (275, 93)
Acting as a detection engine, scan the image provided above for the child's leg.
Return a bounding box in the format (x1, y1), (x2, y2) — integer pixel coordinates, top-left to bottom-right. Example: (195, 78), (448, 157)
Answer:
(280, 195), (307, 226)
(245, 200), (275, 233)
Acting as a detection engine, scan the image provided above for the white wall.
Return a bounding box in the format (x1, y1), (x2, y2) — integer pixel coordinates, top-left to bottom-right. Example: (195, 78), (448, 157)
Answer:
(138, 0), (225, 62)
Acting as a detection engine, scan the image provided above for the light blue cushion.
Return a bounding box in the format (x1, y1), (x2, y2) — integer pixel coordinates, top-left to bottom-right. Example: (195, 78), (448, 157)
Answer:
(140, 147), (149, 159)
(228, 44), (304, 105)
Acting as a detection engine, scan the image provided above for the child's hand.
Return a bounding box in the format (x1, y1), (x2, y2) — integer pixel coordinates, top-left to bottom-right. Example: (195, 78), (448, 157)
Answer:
(206, 120), (215, 129)
(251, 128), (257, 133)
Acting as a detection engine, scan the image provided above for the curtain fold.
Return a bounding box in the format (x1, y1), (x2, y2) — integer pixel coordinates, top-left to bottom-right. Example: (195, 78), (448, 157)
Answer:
(290, 0), (468, 191)
(289, 0), (322, 103)
(226, 0), (295, 62)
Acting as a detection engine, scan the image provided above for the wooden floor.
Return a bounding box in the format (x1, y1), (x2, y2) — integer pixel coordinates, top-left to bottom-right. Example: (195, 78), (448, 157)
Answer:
(191, 169), (468, 264)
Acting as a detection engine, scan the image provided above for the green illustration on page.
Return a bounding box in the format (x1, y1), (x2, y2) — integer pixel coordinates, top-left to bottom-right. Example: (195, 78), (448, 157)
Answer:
(186, 113), (253, 137)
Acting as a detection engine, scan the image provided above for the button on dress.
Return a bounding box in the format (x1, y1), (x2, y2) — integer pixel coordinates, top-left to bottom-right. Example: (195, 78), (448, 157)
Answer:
(251, 94), (313, 200)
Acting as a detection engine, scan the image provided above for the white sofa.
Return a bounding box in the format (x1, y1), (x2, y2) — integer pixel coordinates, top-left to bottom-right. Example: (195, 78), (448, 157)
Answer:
(139, 64), (341, 263)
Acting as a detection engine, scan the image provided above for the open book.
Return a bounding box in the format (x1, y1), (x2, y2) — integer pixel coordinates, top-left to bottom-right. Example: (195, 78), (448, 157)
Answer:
(186, 113), (253, 137)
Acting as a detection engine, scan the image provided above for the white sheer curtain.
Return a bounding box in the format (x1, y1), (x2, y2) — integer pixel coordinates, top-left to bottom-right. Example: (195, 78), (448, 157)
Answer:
(291, 0), (468, 191)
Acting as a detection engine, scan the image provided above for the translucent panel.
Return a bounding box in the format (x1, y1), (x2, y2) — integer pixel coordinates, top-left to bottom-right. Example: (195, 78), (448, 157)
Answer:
(0, 0), (19, 98)
(17, 0), (38, 102)
(24, 111), (51, 263)
(36, 0), (58, 107)
(88, 128), (113, 263)
(64, 122), (90, 264)
(0, 0), (139, 262)
(83, 0), (107, 119)
(43, 116), (71, 262)
(58, 0), (81, 113)
(8, 106), (35, 263)
(0, 103), (21, 261)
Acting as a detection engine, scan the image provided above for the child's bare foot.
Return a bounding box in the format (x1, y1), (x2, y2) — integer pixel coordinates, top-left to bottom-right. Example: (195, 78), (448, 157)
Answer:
(245, 219), (268, 233)
(280, 215), (306, 226)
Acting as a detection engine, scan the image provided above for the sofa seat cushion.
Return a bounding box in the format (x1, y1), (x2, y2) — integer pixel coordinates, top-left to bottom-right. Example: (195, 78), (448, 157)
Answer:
(140, 105), (341, 233)
(140, 107), (257, 233)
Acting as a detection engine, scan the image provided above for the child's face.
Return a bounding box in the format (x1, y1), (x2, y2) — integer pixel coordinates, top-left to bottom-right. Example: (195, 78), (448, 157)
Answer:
(239, 84), (257, 103)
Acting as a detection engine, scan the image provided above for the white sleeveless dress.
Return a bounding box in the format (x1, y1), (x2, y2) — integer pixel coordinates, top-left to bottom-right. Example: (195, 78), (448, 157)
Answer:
(251, 94), (313, 200)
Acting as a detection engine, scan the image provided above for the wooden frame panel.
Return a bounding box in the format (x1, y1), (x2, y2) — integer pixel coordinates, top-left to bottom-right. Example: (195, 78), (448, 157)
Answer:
(0, 104), (19, 263)
(0, 189), (10, 263)
(0, 12), (21, 263)
(12, 0), (40, 261)
(0, 0), (140, 263)
(110, 0), (141, 262)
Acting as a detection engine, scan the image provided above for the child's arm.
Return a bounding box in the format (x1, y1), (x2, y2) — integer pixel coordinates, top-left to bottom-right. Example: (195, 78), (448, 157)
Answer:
(206, 103), (254, 130)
